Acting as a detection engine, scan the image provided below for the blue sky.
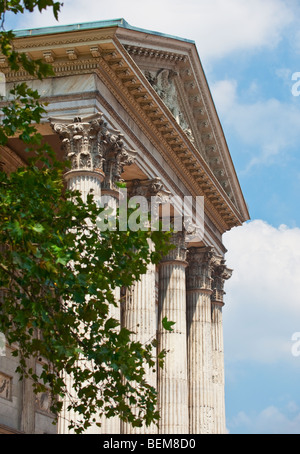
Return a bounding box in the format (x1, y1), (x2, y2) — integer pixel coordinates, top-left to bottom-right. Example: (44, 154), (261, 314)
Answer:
(6, 0), (300, 434)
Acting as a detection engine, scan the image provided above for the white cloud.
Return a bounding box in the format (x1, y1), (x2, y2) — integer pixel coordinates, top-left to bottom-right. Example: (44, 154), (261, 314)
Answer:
(223, 220), (300, 364)
(211, 79), (300, 170)
(231, 405), (300, 434)
(12, 0), (294, 60)
(183, 0), (293, 60)
(211, 80), (238, 112)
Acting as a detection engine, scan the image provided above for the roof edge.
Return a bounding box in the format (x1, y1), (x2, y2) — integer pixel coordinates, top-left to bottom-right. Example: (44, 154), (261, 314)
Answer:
(12, 17), (195, 45)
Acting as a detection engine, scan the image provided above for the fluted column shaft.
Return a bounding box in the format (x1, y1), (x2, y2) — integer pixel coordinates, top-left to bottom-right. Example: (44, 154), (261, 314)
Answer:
(122, 179), (166, 434)
(158, 231), (189, 434)
(211, 261), (232, 434)
(211, 303), (225, 434)
(65, 170), (103, 202)
(123, 250), (156, 357)
(122, 246), (157, 434)
(98, 128), (136, 434)
(100, 189), (121, 435)
(186, 247), (215, 434)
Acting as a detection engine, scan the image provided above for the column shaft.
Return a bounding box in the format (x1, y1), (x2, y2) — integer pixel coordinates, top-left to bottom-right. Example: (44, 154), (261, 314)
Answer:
(122, 252), (157, 434)
(100, 190), (121, 435)
(158, 231), (188, 434)
(121, 178), (167, 434)
(211, 261), (232, 434)
(186, 247), (215, 434)
(65, 170), (102, 202)
(211, 303), (225, 434)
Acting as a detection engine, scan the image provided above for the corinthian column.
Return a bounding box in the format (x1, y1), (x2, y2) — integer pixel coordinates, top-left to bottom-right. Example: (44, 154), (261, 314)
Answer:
(121, 178), (166, 435)
(157, 230), (189, 434)
(186, 247), (215, 434)
(99, 126), (136, 435)
(51, 115), (106, 434)
(51, 114), (136, 434)
(211, 258), (232, 435)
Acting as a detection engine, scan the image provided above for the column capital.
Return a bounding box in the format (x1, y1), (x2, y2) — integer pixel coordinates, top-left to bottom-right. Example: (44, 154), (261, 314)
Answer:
(211, 256), (233, 305)
(160, 230), (188, 266)
(126, 178), (172, 219)
(50, 114), (105, 178)
(186, 246), (217, 292)
(102, 140), (136, 192)
(50, 114), (137, 189)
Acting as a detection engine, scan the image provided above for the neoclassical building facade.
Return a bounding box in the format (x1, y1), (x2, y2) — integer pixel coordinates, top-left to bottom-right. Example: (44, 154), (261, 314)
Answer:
(0, 19), (249, 434)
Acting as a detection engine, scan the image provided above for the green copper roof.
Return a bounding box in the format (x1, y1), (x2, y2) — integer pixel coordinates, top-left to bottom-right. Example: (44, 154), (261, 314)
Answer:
(13, 18), (195, 44)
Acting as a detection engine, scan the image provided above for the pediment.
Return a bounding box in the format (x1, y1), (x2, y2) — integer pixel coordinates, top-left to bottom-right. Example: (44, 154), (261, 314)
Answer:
(118, 37), (249, 224)
(124, 48), (237, 206)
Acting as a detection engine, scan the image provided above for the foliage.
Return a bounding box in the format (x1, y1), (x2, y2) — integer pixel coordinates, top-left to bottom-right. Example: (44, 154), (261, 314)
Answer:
(0, 0), (173, 433)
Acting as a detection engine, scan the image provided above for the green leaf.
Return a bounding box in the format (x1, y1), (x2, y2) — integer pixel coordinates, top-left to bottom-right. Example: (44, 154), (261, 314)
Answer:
(162, 317), (176, 332)
(31, 223), (44, 233)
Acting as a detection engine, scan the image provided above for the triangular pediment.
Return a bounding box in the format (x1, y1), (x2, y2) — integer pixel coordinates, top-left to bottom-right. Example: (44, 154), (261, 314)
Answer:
(116, 33), (249, 225)
(122, 46), (237, 206)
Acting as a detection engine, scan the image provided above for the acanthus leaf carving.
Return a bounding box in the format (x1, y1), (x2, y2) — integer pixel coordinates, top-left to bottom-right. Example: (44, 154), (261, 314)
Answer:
(211, 256), (233, 304)
(186, 247), (216, 292)
(50, 113), (137, 189)
(50, 113), (106, 173)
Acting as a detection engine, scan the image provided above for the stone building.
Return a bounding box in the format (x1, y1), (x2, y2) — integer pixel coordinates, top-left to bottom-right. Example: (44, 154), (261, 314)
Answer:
(0, 19), (249, 434)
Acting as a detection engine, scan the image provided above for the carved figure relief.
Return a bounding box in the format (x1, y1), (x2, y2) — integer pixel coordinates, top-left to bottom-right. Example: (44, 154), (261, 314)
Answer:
(144, 69), (194, 143)
(0, 373), (11, 400)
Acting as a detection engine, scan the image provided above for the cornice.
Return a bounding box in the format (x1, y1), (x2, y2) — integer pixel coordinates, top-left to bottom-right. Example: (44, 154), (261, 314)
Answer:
(11, 27), (117, 51)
